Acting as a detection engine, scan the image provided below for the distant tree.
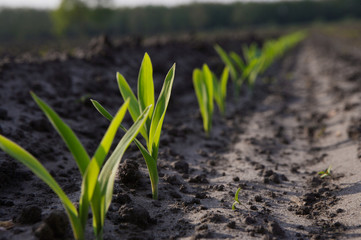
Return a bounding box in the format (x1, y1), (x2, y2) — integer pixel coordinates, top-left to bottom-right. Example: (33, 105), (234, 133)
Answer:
(83, 0), (113, 8)
(51, 0), (89, 36)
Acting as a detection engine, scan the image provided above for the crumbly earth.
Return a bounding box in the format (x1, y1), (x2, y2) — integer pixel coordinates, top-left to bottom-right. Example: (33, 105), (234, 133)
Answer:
(0, 28), (360, 240)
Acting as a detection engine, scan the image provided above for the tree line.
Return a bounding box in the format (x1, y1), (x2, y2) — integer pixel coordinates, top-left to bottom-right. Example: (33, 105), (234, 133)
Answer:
(0, 0), (360, 44)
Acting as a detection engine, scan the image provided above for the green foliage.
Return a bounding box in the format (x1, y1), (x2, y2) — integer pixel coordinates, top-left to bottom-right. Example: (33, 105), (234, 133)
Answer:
(214, 45), (241, 97)
(215, 31), (306, 94)
(193, 64), (229, 134)
(232, 188), (242, 211)
(0, 93), (150, 240)
(318, 166), (332, 178)
(193, 64), (214, 135)
(212, 67), (229, 116)
(92, 53), (176, 199)
(51, 0), (89, 36)
(0, 0), (359, 44)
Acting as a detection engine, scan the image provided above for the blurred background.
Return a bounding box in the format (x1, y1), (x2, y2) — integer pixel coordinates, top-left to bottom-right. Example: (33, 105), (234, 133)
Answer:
(0, 0), (360, 52)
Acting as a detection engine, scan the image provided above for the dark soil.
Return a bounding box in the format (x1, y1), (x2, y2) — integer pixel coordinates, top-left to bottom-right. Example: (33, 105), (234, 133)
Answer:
(0, 29), (361, 240)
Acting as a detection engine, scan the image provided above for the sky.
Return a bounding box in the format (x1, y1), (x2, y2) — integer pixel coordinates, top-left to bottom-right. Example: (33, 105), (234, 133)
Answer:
(0, 0), (279, 9)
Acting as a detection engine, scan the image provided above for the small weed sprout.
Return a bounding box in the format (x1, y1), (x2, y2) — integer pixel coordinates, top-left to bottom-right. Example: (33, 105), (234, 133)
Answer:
(318, 166), (332, 178)
(232, 187), (242, 210)
(0, 93), (150, 240)
(92, 53), (176, 200)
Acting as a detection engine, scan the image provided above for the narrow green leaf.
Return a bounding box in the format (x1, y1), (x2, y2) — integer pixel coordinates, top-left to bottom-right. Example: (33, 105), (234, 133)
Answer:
(137, 53), (154, 124)
(212, 72), (221, 103)
(242, 44), (251, 63)
(116, 73), (140, 121)
(193, 68), (209, 133)
(0, 135), (83, 239)
(90, 184), (102, 237)
(98, 105), (151, 225)
(83, 99), (129, 202)
(148, 64), (176, 160)
(214, 45), (238, 82)
(78, 189), (89, 232)
(193, 69), (206, 119)
(31, 92), (90, 176)
(81, 100), (129, 237)
(220, 67), (229, 101)
(133, 140), (158, 199)
(117, 73), (149, 142)
(91, 99), (113, 121)
(234, 188), (241, 202)
(90, 98), (158, 198)
(211, 72), (222, 114)
(230, 52), (245, 71)
(202, 64), (214, 120)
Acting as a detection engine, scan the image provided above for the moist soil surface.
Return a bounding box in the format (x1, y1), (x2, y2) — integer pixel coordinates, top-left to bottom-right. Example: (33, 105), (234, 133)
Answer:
(0, 30), (361, 240)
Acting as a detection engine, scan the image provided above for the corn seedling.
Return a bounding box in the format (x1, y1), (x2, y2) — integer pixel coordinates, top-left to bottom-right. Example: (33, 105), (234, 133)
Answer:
(318, 166), (332, 178)
(0, 92), (150, 240)
(212, 66), (229, 116)
(215, 31), (306, 94)
(242, 43), (262, 64)
(232, 187), (242, 210)
(193, 64), (214, 135)
(214, 45), (242, 97)
(92, 52), (175, 200)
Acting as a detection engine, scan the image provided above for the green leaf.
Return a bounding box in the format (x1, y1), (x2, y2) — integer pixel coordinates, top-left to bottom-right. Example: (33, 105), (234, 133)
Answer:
(220, 67), (229, 101)
(242, 44), (250, 63)
(133, 139), (158, 199)
(193, 68), (210, 134)
(211, 72), (222, 115)
(90, 98), (159, 198)
(82, 100), (129, 236)
(193, 69), (206, 119)
(138, 53), (154, 125)
(31, 92), (90, 176)
(214, 45), (238, 82)
(234, 188), (241, 202)
(148, 64), (176, 160)
(83, 99), (129, 202)
(78, 189), (90, 232)
(202, 64), (214, 131)
(0, 135), (83, 240)
(117, 72), (149, 142)
(91, 99), (113, 121)
(97, 105), (151, 226)
(232, 188), (241, 211)
(230, 52), (245, 71)
(242, 58), (258, 80)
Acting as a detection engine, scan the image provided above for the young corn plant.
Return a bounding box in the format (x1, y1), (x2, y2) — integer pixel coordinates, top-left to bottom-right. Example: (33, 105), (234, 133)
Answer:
(215, 31), (306, 94)
(214, 45), (242, 97)
(193, 64), (214, 135)
(212, 66), (229, 116)
(0, 92), (150, 240)
(242, 42), (261, 64)
(215, 44), (260, 94)
(91, 52), (176, 200)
